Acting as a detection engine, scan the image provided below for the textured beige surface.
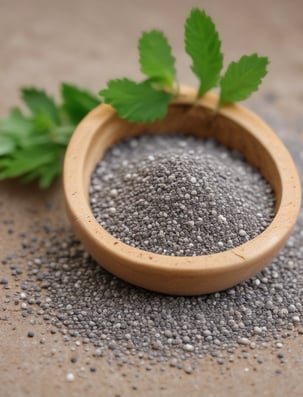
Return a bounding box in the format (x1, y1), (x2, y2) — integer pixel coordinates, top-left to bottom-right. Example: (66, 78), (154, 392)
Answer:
(0, 0), (303, 396)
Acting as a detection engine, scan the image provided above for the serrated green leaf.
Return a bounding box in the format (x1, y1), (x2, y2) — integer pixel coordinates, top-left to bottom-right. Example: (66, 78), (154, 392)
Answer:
(61, 83), (100, 124)
(11, 112), (54, 149)
(0, 108), (36, 151)
(22, 88), (60, 124)
(0, 108), (33, 139)
(139, 30), (176, 88)
(21, 149), (64, 188)
(100, 79), (173, 122)
(0, 144), (59, 178)
(219, 54), (269, 105)
(185, 8), (223, 97)
(0, 142), (64, 188)
(0, 83), (94, 189)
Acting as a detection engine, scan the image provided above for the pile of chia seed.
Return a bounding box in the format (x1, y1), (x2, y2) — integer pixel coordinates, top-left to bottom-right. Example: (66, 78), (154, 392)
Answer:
(2, 215), (303, 372)
(90, 134), (275, 255)
(1, 133), (302, 375)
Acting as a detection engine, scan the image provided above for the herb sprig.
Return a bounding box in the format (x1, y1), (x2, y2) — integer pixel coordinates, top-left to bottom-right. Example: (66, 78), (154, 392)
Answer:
(100, 8), (269, 122)
(0, 7), (269, 188)
(0, 84), (99, 188)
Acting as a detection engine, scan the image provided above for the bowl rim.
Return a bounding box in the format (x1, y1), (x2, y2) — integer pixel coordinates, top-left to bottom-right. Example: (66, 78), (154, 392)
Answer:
(63, 87), (301, 279)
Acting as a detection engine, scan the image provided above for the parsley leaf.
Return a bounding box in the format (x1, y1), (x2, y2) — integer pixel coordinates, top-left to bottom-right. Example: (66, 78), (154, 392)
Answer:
(0, 136), (15, 156)
(22, 88), (60, 124)
(0, 144), (59, 178)
(139, 30), (177, 88)
(61, 83), (100, 124)
(100, 79), (173, 122)
(219, 54), (269, 105)
(0, 108), (33, 143)
(0, 83), (100, 188)
(185, 8), (223, 97)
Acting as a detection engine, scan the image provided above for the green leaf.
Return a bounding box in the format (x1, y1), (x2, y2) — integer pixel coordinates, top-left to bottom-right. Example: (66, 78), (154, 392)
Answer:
(100, 79), (173, 122)
(21, 149), (64, 188)
(50, 125), (75, 145)
(7, 111), (55, 149)
(0, 83), (95, 189)
(38, 159), (63, 188)
(185, 8), (223, 97)
(0, 142), (64, 188)
(0, 144), (58, 178)
(139, 30), (176, 88)
(0, 108), (35, 150)
(0, 135), (15, 155)
(21, 88), (60, 124)
(32, 112), (55, 133)
(0, 108), (33, 139)
(61, 83), (100, 124)
(219, 54), (269, 105)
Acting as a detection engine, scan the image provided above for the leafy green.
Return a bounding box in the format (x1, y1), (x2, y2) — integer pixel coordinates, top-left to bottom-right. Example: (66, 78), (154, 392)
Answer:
(61, 83), (100, 124)
(0, 84), (100, 188)
(0, 108), (33, 142)
(50, 125), (76, 145)
(0, 144), (65, 189)
(22, 88), (60, 124)
(0, 136), (15, 156)
(0, 144), (59, 178)
(0, 8), (270, 189)
(185, 8), (223, 97)
(138, 30), (176, 88)
(100, 29), (177, 122)
(99, 7), (268, 121)
(219, 54), (269, 105)
(100, 79), (173, 122)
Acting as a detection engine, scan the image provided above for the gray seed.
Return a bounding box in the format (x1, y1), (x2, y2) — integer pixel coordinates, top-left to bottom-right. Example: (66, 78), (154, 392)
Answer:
(183, 362), (194, 374)
(0, 278), (8, 285)
(238, 337), (250, 345)
(5, 132), (303, 375)
(90, 134), (274, 256)
(183, 344), (194, 352)
(66, 373), (75, 382)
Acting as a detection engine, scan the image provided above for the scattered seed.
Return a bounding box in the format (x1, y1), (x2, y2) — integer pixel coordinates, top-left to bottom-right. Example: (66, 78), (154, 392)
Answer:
(0, 278), (8, 285)
(66, 373), (75, 382)
(2, 129), (303, 375)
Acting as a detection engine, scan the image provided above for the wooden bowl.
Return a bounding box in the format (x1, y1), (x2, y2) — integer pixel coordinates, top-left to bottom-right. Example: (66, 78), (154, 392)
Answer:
(63, 87), (301, 295)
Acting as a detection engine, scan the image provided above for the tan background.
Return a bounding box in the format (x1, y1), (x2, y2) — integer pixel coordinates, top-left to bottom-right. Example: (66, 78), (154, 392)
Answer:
(0, 0), (303, 396)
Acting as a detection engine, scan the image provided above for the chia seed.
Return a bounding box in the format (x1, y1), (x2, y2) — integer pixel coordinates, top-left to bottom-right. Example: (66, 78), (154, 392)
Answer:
(1, 130), (302, 375)
(66, 373), (75, 382)
(6, 212), (302, 372)
(90, 134), (275, 256)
